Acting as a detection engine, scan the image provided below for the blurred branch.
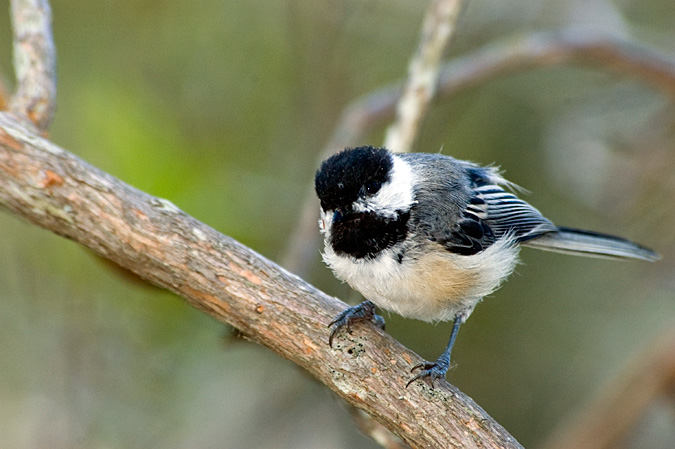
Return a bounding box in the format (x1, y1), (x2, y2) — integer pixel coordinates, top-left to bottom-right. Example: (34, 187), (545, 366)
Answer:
(436, 30), (675, 99)
(10, 0), (57, 132)
(540, 326), (675, 449)
(383, 0), (467, 153)
(0, 112), (523, 448)
(0, 77), (9, 110)
(282, 29), (675, 276)
(349, 407), (410, 449)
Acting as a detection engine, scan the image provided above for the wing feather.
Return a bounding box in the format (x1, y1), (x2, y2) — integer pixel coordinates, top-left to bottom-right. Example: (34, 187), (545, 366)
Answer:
(473, 183), (556, 242)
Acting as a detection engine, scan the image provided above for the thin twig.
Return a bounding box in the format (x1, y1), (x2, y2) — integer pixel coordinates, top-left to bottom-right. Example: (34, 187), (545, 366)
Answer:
(383, 0), (467, 153)
(281, 30), (675, 276)
(10, 0), (57, 132)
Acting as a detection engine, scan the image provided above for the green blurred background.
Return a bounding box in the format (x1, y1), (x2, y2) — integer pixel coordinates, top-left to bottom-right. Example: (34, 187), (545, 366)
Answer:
(1, 1), (674, 448)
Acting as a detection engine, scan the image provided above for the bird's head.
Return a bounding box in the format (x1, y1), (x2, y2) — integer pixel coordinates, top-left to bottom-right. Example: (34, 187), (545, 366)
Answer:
(314, 146), (414, 259)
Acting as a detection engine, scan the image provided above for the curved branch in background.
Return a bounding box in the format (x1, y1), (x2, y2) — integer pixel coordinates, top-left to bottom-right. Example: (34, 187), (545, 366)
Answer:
(282, 29), (675, 276)
(10, 0), (57, 132)
(383, 0), (467, 153)
(436, 30), (675, 99)
(0, 112), (523, 448)
(540, 327), (675, 449)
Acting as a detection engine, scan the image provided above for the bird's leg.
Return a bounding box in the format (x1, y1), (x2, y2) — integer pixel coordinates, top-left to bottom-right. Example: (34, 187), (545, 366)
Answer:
(406, 315), (462, 388)
(328, 300), (386, 347)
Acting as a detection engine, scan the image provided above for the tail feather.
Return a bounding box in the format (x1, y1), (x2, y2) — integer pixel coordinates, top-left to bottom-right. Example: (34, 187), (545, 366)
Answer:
(522, 227), (660, 262)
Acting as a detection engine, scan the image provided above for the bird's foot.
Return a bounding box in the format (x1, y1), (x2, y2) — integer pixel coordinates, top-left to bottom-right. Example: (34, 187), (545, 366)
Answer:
(406, 315), (461, 388)
(406, 355), (450, 389)
(328, 300), (385, 347)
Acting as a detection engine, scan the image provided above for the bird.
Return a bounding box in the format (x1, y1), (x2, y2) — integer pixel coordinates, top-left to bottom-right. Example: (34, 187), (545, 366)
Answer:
(314, 145), (659, 387)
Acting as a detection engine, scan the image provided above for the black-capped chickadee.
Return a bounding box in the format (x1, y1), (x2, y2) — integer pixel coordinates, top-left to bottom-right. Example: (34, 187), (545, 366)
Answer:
(314, 145), (659, 387)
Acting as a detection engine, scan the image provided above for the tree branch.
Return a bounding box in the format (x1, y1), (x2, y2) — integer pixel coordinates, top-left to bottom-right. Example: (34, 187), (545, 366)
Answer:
(436, 30), (675, 99)
(383, 0), (467, 153)
(2, 2), (521, 446)
(0, 111), (522, 448)
(10, 0), (57, 132)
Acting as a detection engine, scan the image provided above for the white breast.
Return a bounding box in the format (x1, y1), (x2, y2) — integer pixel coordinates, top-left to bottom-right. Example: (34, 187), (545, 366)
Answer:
(322, 237), (520, 323)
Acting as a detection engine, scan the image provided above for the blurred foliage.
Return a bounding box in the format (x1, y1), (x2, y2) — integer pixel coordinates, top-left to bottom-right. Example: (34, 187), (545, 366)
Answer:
(0, 1), (674, 448)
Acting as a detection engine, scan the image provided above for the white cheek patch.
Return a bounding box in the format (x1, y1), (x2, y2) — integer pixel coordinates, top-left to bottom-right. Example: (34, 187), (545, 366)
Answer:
(354, 155), (415, 216)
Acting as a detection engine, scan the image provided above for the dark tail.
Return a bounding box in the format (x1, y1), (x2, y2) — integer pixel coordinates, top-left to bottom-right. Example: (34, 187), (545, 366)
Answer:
(522, 227), (660, 261)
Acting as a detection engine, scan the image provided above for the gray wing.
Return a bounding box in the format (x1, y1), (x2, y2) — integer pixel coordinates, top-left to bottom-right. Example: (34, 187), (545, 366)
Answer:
(472, 183), (557, 242)
(406, 155), (556, 255)
(402, 153), (658, 260)
(405, 154), (658, 260)
(438, 165), (555, 253)
(465, 167), (658, 261)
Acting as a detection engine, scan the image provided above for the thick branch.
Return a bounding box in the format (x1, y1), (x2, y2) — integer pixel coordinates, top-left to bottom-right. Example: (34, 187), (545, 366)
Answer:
(10, 0), (57, 131)
(0, 111), (522, 448)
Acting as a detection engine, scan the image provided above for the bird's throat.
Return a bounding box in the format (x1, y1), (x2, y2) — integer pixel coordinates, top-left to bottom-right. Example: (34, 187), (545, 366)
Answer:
(330, 210), (410, 259)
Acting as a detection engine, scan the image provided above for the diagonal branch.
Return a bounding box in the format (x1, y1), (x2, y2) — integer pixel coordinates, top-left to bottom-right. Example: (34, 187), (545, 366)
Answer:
(2, 1), (521, 446)
(0, 111), (522, 448)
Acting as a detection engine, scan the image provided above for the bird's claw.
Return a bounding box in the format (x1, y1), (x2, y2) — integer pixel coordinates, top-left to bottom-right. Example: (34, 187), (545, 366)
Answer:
(328, 300), (385, 347)
(406, 360), (449, 389)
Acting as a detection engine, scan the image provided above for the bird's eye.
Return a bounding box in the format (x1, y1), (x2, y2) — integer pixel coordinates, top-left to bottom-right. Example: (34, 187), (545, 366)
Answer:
(365, 181), (381, 195)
